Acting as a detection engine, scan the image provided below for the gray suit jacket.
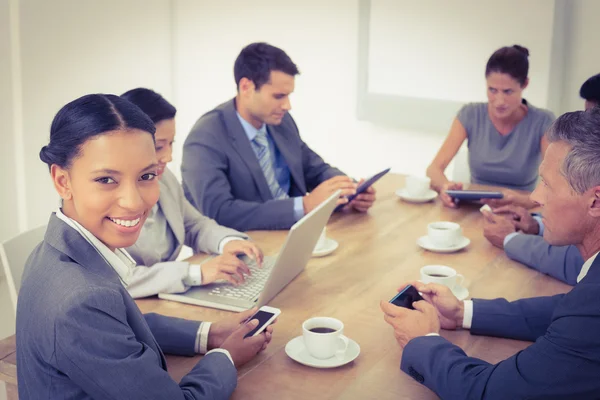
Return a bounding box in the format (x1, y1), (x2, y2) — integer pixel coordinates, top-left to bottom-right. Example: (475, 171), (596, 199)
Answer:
(504, 234), (584, 285)
(181, 98), (344, 231)
(16, 214), (237, 400)
(126, 168), (247, 298)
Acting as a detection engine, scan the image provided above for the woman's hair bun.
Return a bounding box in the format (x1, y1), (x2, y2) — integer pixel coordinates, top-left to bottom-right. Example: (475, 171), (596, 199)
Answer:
(512, 45), (529, 57)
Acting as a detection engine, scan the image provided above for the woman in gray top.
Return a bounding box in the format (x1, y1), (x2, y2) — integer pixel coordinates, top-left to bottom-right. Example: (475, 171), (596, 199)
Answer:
(427, 45), (555, 208)
(121, 88), (263, 298)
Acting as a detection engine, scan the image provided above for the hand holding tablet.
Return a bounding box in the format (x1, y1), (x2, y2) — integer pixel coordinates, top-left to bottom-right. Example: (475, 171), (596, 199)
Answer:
(334, 168), (390, 212)
(445, 190), (504, 202)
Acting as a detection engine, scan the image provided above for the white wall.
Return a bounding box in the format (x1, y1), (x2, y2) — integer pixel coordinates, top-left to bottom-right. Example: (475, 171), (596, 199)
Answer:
(368, 0), (555, 106)
(0, 0), (19, 244)
(561, 0), (600, 112)
(15, 0), (173, 230)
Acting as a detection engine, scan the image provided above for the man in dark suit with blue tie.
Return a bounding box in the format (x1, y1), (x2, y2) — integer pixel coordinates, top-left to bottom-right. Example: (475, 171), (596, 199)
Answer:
(381, 108), (600, 399)
(182, 42), (376, 231)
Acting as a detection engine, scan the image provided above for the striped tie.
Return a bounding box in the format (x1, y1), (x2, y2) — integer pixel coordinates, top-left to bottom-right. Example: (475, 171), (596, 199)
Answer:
(252, 128), (289, 199)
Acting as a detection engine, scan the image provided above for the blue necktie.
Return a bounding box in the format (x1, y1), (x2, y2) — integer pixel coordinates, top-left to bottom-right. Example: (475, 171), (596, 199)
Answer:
(252, 128), (289, 199)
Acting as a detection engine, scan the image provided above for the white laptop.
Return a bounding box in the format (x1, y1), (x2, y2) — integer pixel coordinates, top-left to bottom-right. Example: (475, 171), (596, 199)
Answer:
(158, 190), (341, 312)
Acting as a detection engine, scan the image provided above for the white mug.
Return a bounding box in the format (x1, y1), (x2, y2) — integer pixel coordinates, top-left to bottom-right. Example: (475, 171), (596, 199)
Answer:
(405, 176), (431, 197)
(427, 221), (462, 248)
(420, 265), (464, 290)
(313, 228), (328, 252)
(302, 317), (349, 359)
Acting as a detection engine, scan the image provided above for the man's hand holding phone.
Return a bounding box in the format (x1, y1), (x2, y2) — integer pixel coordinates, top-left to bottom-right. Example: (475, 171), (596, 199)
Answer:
(411, 281), (465, 330)
(380, 296), (440, 348)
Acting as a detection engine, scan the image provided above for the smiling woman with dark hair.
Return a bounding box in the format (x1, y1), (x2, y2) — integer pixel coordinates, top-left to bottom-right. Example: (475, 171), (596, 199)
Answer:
(16, 93), (273, 400)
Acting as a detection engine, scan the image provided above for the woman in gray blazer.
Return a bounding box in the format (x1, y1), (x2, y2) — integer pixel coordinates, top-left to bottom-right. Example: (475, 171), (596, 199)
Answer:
(121, 88), (263, 298)
(17, 94), (272, 399)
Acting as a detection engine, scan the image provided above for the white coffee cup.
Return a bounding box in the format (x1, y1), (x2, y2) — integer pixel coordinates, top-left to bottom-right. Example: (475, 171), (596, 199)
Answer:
(404, 176), (431, 197)
(427, 221), (462, 248)
(302, 317), (349, 359)
(313, 228), (328, 252)
(420, 265), (464, 290)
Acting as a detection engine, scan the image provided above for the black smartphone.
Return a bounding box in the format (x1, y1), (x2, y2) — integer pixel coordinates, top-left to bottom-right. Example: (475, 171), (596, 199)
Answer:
(389, 285), (423, 309)
(243, 306), (281, 338)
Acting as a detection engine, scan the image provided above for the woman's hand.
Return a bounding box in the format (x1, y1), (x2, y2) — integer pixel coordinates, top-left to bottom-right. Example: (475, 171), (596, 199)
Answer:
(222, 240), (263, 266)
(200, 254), (252, 286)
(440, 181), (463, 208)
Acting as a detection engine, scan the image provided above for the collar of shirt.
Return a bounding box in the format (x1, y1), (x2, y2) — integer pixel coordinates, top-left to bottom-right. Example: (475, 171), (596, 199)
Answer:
(577, 251), (599, 283)
(55, 208), (135, 287)
(235, 111), (267, 142)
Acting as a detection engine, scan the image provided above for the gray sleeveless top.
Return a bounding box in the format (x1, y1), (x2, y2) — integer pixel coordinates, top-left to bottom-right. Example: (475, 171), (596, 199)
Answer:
(458, 100), (555, 191)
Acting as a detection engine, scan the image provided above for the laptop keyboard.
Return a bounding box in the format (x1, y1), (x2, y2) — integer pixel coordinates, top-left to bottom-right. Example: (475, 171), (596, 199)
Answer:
(208, 256), (275, 301)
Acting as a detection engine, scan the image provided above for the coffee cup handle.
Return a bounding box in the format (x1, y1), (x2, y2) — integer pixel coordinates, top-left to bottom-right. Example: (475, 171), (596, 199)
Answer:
(335, 335), (349, 359)
(456, 274), (465, 288)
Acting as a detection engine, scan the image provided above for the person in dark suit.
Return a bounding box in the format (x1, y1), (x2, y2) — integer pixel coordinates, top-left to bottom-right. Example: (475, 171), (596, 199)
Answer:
(478, 74), (600, 285)
(17, 94), (273, 399)
(380, 108), (600, 399)
(181, 42), (376, 231)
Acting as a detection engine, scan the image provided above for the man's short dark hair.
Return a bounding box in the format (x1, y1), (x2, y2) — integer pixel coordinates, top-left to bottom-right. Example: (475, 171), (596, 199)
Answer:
(580, 74), (600, 103)
(234, 42), (300, 90)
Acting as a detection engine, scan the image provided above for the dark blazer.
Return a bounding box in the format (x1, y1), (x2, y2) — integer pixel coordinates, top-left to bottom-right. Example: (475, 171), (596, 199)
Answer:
(16, 214), (237, 400)
(401, 254), (600, 399)
(181, 98), (344, 231)
(504, 233), (584, 285)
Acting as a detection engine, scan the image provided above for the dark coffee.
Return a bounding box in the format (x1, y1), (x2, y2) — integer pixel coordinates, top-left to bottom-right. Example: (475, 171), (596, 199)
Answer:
(428, 273), (449, 278)
(309, 327), (336, 334)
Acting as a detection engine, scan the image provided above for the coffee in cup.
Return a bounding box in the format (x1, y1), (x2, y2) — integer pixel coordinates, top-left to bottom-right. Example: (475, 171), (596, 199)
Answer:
(420, 265), (464, 291)
(427, 221), (462, 248)
(404, 176), (431, 197)
(302, 317), (349, 359)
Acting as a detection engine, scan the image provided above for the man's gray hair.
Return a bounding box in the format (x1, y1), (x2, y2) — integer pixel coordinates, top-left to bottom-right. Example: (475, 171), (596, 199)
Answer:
(546, 107), (600, 193)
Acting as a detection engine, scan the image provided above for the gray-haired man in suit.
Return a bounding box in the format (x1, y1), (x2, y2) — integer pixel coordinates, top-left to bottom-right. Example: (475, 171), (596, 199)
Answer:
(382, 107), (600, 399)
(181, 42), (377, 231)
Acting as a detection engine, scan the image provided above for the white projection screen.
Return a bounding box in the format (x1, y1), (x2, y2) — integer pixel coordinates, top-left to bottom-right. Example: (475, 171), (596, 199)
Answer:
(357, 0), (560, 133)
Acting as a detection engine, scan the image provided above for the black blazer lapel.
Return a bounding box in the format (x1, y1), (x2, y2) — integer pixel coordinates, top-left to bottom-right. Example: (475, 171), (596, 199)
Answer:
(221, 99), (273, 201)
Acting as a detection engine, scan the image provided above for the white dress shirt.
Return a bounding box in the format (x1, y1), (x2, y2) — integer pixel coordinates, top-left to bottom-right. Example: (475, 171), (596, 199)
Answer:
(55, 209), (233, 364)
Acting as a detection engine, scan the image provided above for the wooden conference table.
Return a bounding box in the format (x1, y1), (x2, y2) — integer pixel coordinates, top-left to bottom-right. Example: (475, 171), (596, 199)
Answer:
(0, 174), (571, 399)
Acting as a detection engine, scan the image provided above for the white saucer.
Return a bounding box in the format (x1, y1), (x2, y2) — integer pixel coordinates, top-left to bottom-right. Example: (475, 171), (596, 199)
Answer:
(417, 235), (470, 253)
(285, 336), (360, 368)
(452, 285), (470, 301)
(312, 238), (339, 257)
(395, 188), (438, 203)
